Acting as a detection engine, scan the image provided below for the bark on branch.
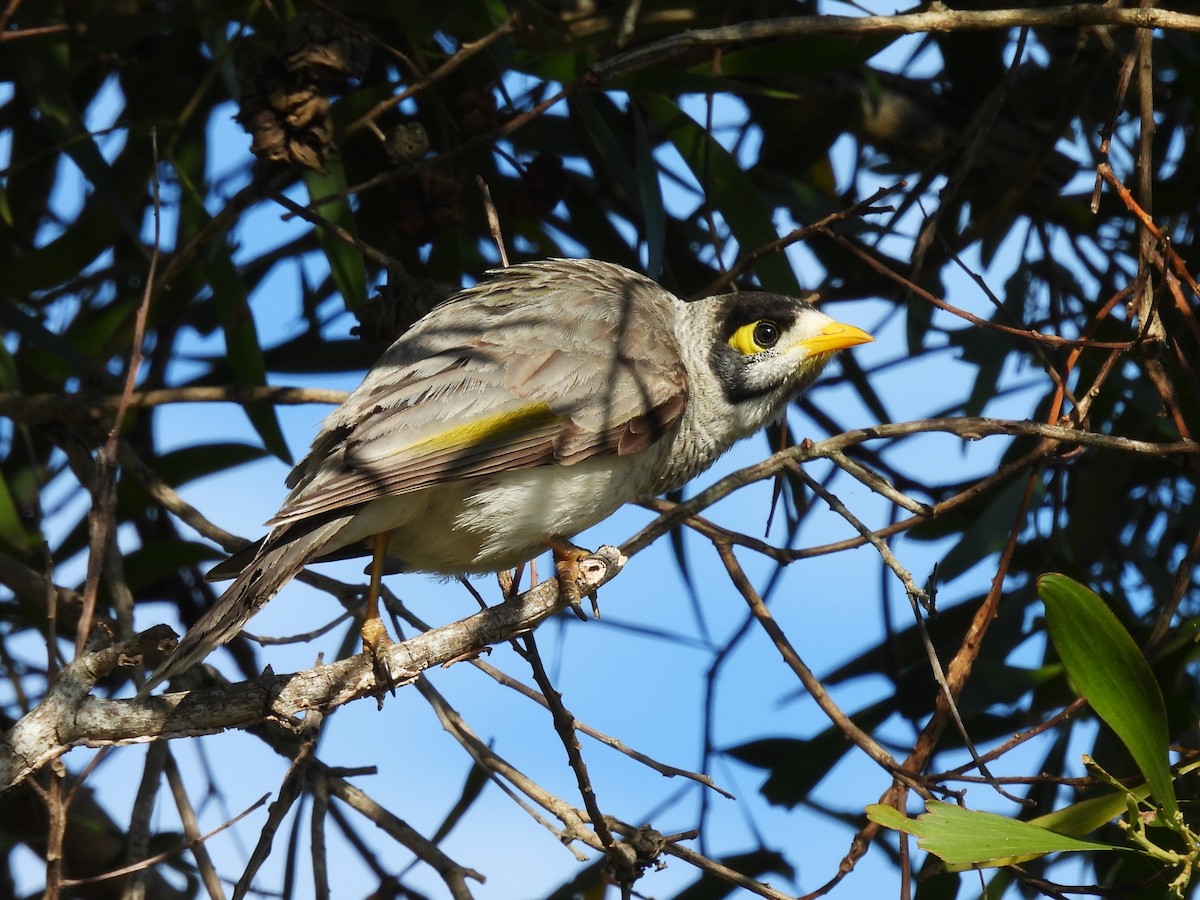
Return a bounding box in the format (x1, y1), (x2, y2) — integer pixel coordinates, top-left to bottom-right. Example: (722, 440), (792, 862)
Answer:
(0, 385), (348, 426)
(0, 547), (625, 793)
(589, 6), (1200, 82)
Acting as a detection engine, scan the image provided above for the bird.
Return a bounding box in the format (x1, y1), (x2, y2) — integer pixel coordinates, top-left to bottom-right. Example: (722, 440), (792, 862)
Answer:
(141, 259), (872, 693)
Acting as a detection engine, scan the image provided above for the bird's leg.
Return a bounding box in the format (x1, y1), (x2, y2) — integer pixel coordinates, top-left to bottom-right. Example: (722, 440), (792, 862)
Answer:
(363, 531), (394, 692)
(548, 537), (593, 620)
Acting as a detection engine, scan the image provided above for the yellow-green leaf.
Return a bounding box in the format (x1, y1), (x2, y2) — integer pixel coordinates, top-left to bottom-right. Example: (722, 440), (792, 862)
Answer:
(868, 801), (1124, 868)
(1039, 573), (1177, 818)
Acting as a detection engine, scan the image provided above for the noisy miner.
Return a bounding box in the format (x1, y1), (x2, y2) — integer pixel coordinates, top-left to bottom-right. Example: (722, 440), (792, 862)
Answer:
(142, 258), (872, 692)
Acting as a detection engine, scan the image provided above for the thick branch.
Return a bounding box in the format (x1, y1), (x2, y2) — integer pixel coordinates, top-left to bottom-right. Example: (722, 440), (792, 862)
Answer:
(590, 7), (1200, 82)
(0, 548), (625, 792)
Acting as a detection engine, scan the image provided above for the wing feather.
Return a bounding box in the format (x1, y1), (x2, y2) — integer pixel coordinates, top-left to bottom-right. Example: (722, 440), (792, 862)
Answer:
(271, 260), (689, 527)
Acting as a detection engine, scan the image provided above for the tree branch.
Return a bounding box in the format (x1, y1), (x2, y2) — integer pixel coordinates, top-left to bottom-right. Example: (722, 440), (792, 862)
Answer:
(624, 416), (1199, 557)
(589, 6), (1200, 83)
(0, 385), (348, 426)
(0, 548), (625, 793)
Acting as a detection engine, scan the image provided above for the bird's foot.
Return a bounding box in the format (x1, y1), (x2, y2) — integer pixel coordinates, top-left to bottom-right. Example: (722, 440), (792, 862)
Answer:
(550, 540), (627, 620)
(361, 615), (395, 702)
(362, 530), (397, 705)
(549, 540), (591, 619)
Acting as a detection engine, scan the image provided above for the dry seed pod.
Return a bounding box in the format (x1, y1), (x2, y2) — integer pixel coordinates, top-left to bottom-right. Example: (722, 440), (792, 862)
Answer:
(386, 122), (430, 164)
(237, 48), (335, 171)
(282, 12), (370, 84)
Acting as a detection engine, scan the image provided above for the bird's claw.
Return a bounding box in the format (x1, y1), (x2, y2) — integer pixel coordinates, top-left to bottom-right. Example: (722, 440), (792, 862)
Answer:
(361, 617), (395, 704)
(551, 542), (627, 620)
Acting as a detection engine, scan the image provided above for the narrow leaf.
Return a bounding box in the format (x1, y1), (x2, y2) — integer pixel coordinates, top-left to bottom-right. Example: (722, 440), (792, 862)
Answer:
(174, 161), (292, 462)
(630, 104), (666, 278)
(305, 160), (369, 312)
(0, 472), (34, 550)
(1038, 573), (1178, 818)
(639, 95), (801, 294)
(868, 801), (1123, 867)
(1030, 784), (1149, 837)
(206, 246), (293, 463)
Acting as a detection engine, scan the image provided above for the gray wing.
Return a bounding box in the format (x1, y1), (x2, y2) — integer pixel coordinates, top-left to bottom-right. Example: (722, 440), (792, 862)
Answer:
(145, 261), (685, 693)
(269, 260), (689, 525)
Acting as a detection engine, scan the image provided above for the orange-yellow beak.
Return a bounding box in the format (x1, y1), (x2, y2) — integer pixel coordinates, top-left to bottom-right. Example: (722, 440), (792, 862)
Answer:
(797, 321), (874, 355)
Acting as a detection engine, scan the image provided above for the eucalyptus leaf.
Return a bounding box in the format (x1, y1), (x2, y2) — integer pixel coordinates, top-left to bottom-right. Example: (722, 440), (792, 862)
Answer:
(1039, 573), (1178, 818)
(868, 800), (1126, 867)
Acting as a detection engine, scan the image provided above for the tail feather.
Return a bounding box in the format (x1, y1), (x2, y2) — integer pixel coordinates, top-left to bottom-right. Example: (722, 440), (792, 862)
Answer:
(204, 538), (266, 581)
(139, 517), (353, 696)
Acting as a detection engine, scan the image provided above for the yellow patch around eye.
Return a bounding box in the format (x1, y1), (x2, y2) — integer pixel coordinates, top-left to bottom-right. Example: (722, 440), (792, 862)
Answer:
(728, 321), (770, 356)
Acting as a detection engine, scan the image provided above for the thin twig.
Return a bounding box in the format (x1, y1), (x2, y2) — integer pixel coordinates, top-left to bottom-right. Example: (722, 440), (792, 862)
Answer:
(310, 763), (331, 900)
(588, 6), (1200, 83)
(233, 712), (323, 900)
(342, 15), (518, 139)
(0, 385), (348, 426)
(712, 541), (925, 794)
(415, 677), (595, 855)
(818, 227), (1136, 350)
(60, 794), (269, 887)
(124, 741), (169, 898)
(935, 699), (1087, 780)
(470, 658), (735, 798)
(826, 450), (933, 517)
(319, 767), (484, 899)
(690, 182), (905, 299)
(163, 751), (226, 900)
(270, 189), (407, 273)
(477, 176), (509, 267)
(624, 416), (1198, 560)
(1096, 163), (1200, 341)
(75, 130), (162, 655)
(790, 463), (1025, 805)
(520, 633), (619, 854)
(1091, 28), (1143, 211)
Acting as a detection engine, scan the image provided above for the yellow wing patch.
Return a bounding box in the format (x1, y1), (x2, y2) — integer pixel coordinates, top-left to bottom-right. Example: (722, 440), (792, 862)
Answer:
(266, 402), (568, 525)
(393, 402), (565, 458)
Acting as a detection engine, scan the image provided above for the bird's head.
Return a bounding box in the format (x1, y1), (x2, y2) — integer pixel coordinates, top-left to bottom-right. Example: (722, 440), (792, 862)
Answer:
(681, 291), (873, 439)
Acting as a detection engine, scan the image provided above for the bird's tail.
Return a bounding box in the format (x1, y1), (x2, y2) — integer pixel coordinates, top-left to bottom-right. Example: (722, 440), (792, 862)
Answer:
(138, 516), (353, 696)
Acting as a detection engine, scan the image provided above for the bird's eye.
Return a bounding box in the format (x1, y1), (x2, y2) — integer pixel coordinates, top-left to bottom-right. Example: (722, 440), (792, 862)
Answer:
(728, 319), (781, 355)
(753, 320), (779, 348)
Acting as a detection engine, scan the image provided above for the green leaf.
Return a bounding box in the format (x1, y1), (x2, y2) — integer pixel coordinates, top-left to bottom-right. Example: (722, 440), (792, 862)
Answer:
(868, 800), (1124, 868)
(305, 160), (369, 312)
(726, 701), (893, 805)
(8, 27), (142, 247)
(638, 95), (801, 295)
(123, 540), (225, 593)
(1029, 784), (1150, 837)
(933, 478), (1034, 582)
(0, 180), (11, 227)
(206, 246), (293, 463)
(630, 104), (665, 278)
(0, 471), (35, 550)
(695, 35), (895, 78)
(1038, 573), (1178, 818)
(174, 161), (292, 463)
